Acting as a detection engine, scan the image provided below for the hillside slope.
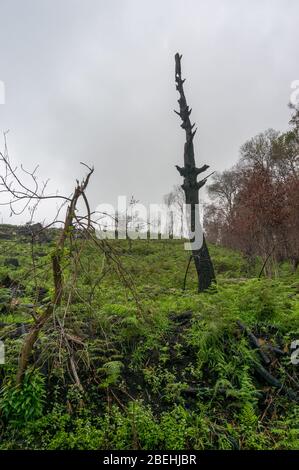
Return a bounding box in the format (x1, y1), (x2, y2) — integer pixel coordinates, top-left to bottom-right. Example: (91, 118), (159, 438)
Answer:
(0, 238), (299, 450)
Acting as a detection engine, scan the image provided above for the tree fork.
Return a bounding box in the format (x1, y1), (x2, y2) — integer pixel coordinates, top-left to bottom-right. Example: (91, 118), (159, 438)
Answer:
(16, 166), (94, 385)
(174, 52), (216, 292)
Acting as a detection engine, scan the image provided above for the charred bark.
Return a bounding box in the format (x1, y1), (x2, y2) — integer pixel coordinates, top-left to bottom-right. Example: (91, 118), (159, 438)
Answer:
(174, 53), (216, 292)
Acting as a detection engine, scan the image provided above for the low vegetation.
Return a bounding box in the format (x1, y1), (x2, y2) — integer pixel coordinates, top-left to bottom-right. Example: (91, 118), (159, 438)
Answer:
(1, 234), (299, 450)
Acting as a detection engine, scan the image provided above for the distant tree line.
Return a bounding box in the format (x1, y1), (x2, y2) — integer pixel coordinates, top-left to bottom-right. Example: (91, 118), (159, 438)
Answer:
(204, 105), (299, 275)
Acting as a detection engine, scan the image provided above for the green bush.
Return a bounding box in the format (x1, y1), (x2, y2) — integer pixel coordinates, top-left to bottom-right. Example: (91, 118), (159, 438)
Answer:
(0, 369), (46, 427)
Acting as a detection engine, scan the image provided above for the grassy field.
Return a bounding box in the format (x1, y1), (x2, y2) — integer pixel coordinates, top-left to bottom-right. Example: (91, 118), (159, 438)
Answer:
(0, 236), (299, 449)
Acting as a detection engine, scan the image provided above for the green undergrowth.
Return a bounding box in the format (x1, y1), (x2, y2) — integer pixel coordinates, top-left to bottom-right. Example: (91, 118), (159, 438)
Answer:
(0, 238), (299, 449)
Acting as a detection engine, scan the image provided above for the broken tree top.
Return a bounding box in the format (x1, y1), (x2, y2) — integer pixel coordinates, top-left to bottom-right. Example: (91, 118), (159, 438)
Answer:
(174, 52), (213, 189)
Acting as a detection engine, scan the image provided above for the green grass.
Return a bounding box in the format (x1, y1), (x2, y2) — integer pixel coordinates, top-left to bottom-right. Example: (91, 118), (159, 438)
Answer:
(0, 237), (299, 449)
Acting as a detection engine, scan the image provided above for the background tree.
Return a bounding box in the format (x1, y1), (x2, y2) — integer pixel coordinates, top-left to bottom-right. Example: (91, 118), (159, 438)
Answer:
(205, 116), (299, 276)
(163, 184), (185, 238)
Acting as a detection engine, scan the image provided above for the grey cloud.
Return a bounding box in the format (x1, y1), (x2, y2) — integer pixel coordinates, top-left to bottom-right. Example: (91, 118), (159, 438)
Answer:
(0, 0), (298, 222)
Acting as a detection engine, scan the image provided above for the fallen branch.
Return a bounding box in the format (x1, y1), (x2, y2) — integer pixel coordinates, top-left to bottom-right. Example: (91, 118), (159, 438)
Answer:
(237, 321), (299, 402)
(237, 321), (271, 365)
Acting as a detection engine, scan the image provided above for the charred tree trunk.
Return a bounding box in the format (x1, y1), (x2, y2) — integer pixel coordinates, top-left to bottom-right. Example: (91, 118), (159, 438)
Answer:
(174, 53), (216, 292)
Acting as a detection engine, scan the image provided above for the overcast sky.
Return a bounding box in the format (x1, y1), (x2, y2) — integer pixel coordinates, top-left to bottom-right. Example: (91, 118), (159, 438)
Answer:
(0, 0), (298, 222)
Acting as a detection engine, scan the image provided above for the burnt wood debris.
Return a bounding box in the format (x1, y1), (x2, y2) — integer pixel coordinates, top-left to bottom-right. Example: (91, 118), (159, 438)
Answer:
(174, 52), (216, 292)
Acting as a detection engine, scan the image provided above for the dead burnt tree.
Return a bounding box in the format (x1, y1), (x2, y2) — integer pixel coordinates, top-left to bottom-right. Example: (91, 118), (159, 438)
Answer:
(174, 53), (216, 292)
(15, 166), (94, 385)
(1, 135), (140, 387)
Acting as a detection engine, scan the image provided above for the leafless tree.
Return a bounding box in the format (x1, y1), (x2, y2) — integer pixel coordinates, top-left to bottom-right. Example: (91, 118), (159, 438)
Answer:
(163, 184), (185, 238)
(207, 169), (240, 220)
(174, 53), (216, 292)
(0, 134), (138, 386)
